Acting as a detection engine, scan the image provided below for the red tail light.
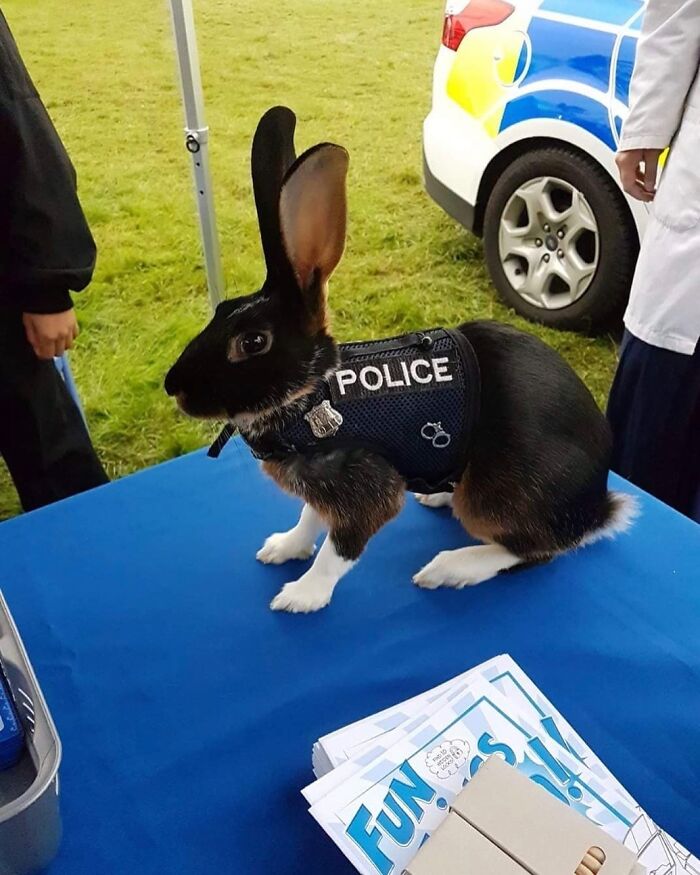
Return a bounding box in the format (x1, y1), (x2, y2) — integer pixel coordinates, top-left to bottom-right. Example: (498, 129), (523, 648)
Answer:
(442, 0), (515, 52)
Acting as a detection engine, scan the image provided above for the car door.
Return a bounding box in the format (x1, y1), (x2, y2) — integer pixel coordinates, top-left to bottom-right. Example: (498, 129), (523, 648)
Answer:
(609, 0), (645, 146)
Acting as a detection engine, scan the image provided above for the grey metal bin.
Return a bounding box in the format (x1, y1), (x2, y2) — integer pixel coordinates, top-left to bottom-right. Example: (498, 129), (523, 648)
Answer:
(0, 592), (62, 874)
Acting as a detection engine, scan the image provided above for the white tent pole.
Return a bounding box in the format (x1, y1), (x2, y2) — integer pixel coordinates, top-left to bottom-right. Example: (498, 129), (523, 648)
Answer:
(168, 0), (224, 310)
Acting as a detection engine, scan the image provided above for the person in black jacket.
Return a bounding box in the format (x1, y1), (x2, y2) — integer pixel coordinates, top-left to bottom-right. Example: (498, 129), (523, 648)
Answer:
(0, 9), (108, 511)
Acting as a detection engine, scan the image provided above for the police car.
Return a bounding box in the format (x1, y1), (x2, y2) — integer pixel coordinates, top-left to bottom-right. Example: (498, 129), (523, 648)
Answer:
(423, 0), (649, 331)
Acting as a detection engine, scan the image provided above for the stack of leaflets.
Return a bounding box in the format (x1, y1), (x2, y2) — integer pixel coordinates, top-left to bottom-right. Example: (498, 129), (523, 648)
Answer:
(304, 655), (699, 875)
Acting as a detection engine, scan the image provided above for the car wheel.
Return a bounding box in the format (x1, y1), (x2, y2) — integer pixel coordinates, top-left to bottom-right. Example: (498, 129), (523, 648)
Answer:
(483, 146), (638, 332)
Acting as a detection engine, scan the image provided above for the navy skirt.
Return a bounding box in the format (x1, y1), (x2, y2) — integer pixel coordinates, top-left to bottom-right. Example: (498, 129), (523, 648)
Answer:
(607, 331), (700, 522)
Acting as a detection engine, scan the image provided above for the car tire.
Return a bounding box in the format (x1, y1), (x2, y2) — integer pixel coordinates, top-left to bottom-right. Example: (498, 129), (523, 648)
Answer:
(483, 145), (639, 332)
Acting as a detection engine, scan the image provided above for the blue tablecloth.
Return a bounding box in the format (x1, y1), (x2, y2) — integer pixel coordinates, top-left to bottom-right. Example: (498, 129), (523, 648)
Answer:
(1, 443), (699, 874)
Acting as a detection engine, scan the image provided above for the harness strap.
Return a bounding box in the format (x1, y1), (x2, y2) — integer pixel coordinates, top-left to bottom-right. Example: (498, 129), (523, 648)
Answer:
(208, 424), (236, 458)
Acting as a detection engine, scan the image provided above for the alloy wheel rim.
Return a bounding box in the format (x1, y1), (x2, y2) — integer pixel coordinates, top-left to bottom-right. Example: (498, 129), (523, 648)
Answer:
(498, 176), (600, 310)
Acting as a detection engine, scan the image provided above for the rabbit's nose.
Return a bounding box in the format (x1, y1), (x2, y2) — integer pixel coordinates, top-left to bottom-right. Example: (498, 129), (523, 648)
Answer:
(164, 366), (180, 396)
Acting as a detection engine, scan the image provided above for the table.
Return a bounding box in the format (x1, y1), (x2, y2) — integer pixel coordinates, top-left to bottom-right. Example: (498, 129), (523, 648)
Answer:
(1, 443), (698, 873)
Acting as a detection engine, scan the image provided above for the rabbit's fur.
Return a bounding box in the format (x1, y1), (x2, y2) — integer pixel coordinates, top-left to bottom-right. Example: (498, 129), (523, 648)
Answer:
(165, 107), (636, 613)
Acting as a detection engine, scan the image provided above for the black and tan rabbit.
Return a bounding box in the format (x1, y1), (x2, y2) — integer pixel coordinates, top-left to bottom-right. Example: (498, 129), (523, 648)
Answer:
(165, 106), (636, 613)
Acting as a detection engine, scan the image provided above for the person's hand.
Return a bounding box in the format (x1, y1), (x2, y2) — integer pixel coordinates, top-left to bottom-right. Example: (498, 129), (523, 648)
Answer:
(22, 310), (79, 360)
(616, 148), (664, 202)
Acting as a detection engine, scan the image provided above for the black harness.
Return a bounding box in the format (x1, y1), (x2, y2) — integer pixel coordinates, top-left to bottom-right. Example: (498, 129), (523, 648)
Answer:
(209, 328), (480, 494)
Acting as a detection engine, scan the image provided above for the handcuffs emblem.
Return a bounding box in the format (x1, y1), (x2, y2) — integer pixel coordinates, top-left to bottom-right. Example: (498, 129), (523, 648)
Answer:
(421, 422), (452, 449)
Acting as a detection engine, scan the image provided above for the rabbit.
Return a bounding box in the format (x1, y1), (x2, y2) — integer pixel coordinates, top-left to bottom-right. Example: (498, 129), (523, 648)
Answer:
(165, 106), (637, 614)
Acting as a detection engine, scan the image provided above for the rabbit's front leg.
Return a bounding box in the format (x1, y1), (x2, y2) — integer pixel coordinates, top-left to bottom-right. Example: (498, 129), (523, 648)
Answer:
(270, 533), (352, 613)
(257, 504), (323, 565)
(268, 452), (405, 613)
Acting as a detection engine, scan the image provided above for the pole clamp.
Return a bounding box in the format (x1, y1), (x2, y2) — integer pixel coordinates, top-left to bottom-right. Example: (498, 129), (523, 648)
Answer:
(184, 126), (210, 153)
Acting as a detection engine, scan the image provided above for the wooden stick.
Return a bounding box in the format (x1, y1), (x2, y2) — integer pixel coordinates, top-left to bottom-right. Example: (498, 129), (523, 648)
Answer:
(582, 853), (602, 873)
(588, 847), (607, 864)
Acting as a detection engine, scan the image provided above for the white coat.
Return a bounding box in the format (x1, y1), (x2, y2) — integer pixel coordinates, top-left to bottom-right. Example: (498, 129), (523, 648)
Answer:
(620, 0), (700, 355)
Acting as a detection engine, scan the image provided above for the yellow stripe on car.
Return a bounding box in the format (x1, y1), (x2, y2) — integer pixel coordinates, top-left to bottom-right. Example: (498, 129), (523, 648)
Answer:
(446, 12), (532, 138)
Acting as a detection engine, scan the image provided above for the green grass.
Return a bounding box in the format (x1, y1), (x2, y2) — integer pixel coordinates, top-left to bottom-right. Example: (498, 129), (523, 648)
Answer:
(0, 0), (618, 519)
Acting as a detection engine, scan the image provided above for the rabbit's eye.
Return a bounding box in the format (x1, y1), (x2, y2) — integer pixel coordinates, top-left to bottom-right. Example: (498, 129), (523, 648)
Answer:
(239, 331), (272, 357)
(227, 330), (272, 363)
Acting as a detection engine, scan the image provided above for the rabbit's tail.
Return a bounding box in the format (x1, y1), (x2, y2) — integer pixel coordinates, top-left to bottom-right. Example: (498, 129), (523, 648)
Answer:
(580, 491), (640, 547)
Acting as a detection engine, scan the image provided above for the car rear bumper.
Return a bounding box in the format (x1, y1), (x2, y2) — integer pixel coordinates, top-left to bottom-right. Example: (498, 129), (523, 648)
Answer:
(423, 101), (494, 236)
(423, 149), (477, 233)
(423, 47), (499, 236)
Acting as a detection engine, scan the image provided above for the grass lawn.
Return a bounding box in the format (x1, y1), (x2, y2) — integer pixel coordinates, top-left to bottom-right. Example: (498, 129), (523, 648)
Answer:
(0, 0), (618, 519)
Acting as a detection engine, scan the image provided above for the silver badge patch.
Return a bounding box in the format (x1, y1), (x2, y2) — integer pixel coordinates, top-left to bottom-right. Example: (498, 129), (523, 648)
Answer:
(305, 400), (344, 439)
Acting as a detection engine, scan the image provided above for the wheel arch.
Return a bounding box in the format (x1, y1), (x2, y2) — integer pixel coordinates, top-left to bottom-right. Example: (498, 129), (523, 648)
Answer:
(473, 136), (641, 250)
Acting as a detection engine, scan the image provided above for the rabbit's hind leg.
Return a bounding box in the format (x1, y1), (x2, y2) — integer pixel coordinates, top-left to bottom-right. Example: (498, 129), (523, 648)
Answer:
(414, 543), (524, 589)
(414, 492), (453, 509)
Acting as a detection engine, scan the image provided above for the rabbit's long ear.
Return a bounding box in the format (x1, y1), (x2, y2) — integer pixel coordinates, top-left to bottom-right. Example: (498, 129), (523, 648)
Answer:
(279, 143), (349, 329)
(251, 106), (297, 280)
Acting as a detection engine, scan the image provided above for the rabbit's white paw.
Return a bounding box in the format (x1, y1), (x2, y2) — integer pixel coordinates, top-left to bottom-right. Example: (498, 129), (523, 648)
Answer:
(414, 492), (453, 509)
(269, 534), (351, 612)
(414, 545), (521, 589)
(270, 578), (332, 613)
(257, 531), (317, 565)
